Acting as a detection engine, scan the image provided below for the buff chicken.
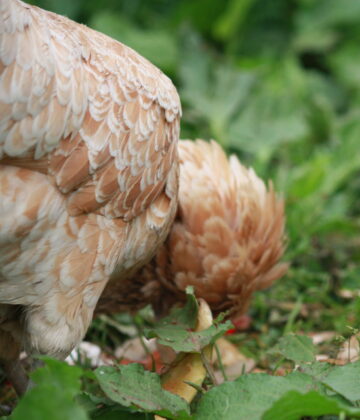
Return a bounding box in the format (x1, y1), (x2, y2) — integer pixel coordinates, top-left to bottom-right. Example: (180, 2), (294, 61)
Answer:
(0, 0), (180, 394)
(0, 0), (288, 402)
(98, 139), (288, 320)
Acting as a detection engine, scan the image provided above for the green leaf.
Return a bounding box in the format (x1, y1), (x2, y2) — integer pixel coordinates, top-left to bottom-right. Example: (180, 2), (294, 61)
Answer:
(194, 372), (316, 420)
(31, 358), (84, 396)
(11, 359), (88, 420)
(300, 361), (336, 382)
(262, 390), (360, 420)
(145, 321), (232, 353)
(160, 286), (199, 330)
(144, 287), (232, 353)
(300, 361), (360, 402)
(271, 334), (316, 363)
(94, 364), (190, 419)
(322, 361), (360, 402)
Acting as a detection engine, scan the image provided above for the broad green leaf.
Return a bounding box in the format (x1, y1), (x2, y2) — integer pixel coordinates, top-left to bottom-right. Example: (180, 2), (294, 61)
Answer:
(30, 358), (85, 396)
(303, 361), (360, 401)
(263, 390), (360, 420)
(94, 364), (190, 419)
(11, 359), (88, 420)
(322, 361), (360, 402)
(271, 334), (316, 363)
(144, 320), (232, 353)
(301, 361), (360, 402)
(144, 287), (232, 352)
(194, 372), (316, 420)
(160, 286), (199, 330)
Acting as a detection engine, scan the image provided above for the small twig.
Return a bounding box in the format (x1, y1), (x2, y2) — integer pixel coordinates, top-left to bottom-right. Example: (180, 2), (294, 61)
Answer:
(241, 361), (246, 375)
(214, 342), (228, 382)
(272, 357), (285, 374)
(132, 315), (156, 372)
(200, 350), (218, 386)
(283, 296), (303, 334)
(183, 381), (205, 393)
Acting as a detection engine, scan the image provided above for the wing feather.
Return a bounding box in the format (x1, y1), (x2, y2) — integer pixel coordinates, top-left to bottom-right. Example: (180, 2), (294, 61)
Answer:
(0, 0), (181, 220)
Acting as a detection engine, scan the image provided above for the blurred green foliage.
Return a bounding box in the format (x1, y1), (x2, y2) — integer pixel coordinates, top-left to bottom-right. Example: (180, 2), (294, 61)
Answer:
(28, 0), (360, 333)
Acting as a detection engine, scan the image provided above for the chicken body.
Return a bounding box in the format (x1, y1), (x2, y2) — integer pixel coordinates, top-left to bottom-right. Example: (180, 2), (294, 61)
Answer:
(0, 0), (180, 361)
(98, 140), (288, 318)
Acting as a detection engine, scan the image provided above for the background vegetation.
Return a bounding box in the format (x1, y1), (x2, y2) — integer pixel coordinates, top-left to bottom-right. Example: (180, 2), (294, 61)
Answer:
(3, 0), (360, 418)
